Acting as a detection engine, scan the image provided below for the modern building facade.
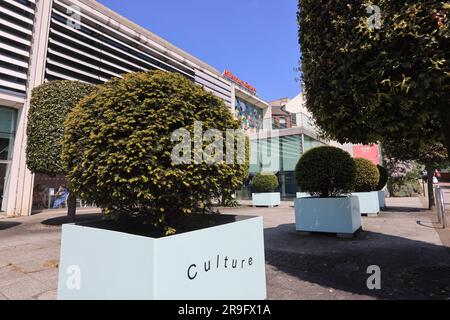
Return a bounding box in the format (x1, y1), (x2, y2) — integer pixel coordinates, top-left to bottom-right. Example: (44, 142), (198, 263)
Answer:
(238, 94), (327, 199)
(0, 0), (269, 216)
(240, 94), (381, 199)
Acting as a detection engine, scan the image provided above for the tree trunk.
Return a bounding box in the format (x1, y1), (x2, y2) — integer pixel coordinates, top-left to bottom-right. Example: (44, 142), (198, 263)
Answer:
(426, 165), (435, 210)
(442, 106), (450, 160)
(67, 193), (77, 223)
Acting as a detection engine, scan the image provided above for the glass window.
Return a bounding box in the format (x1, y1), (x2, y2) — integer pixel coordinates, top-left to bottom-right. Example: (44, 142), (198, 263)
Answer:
(0, 107), (17, 161)
(280, 135), (302, 172)
(291, 114), (297, 127)
(0, 106), (17, 212)
(303, 135), (324, 153)
(279, 117), (287, 129)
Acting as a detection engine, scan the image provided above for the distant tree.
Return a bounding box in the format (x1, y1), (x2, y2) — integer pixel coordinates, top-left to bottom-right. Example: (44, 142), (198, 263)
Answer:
(298, 0), (450, 159)
(383, 139), (448, 209)
(27, 80), (97, 221)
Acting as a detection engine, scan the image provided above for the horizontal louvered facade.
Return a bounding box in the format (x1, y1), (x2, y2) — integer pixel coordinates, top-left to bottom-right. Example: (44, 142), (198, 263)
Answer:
(0, 0), (35, 96)
(44, 0), (232, 106)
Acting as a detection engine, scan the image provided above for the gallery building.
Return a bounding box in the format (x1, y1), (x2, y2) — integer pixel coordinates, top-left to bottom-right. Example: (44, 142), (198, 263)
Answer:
(239, 94), (381, 199)
(0, 0), (272, 216)
(237, 94), (330, 199)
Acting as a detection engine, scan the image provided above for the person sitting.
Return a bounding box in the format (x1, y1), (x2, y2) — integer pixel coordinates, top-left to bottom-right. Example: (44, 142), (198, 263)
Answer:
(53, 186), (69, 209)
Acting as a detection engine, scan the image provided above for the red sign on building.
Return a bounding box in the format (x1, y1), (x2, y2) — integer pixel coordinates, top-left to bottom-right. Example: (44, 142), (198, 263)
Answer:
(223, 70), (257, 94)
(353, 145), (381, 165)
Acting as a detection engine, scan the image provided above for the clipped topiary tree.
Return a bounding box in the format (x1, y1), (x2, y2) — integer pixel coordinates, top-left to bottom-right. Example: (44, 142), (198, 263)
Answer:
(354, 158), (380, 192)
(62, 70), (249, 232)
(377, 165), (389, 191)
(295, 146), (356, 197)
(252, 173), (279, 193)
(26, 80), (97, 221)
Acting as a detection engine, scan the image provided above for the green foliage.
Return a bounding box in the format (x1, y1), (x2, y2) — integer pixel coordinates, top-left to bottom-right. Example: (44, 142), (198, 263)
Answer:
(354, 158), (380, 192)
(62, 70), (249, 228)
(383, 138), (448, 169)
(388, 162), (423, 197)
(252, 173), (279, 193)
(298, 0), (450, 158)
(26, 81), (96, 175)
(377, 165), (389, 191)
(295, 146), (356, 197)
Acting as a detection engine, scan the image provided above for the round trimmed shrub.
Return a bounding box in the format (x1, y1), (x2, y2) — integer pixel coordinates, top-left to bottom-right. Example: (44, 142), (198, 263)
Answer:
(295, 146), (356, 197)
(354, 158), (380, 192)
(252, 173), (279, 193)
(27, 80), (97, 175)
(377, 165), (389, 191)
(62, 70), (249, 228)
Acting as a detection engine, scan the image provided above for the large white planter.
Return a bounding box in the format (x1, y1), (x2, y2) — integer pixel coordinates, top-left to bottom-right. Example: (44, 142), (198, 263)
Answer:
(57, 216), (266, 300)
(378, 191), (386, 209)
(353, 192), (381, 216)
(252, 193), (280, 207)
(295, 196), (362, 237)
(296, 192), (310, 198)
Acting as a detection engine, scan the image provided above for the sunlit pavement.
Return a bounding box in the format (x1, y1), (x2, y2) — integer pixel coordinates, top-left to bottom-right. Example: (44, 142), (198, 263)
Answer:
(0, 197), (449, 300)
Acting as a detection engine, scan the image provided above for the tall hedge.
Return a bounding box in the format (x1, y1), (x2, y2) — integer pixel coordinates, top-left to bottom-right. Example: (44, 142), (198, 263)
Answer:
(298, 0), (450, 159)
(295, 146), (356, 197)
(62, 70), (249, 229)
(354, 158), (380, 192)
(27, 81), (97, 175)
(26, 80), (96, 221)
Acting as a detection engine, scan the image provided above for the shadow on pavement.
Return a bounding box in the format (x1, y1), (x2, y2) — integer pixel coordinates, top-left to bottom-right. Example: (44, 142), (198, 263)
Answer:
(0, 221), (21, 231)
(265, 223), (450, 300)
(41, 213), (103, 226)
(385, 206), (429, 213)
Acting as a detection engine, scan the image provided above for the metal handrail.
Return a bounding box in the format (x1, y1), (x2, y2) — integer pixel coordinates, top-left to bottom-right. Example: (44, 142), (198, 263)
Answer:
(434, 186), (447, 229)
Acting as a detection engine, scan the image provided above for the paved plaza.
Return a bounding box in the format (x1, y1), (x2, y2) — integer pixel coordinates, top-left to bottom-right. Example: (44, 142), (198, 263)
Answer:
(0, 193), (449, 300)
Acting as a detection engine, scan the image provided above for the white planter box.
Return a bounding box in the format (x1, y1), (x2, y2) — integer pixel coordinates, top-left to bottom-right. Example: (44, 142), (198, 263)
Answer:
(252, 193), (280, 207)
(57, 216), (266, 300)
(353, 192), (381, 216)
(378, 191), (386, 209)
(296, 192), (310, 198)
(295, 196), (362, 236)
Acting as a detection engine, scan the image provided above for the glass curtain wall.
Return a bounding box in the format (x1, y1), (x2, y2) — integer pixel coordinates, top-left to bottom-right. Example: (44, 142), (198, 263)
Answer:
(238, 133), (326, 200)
(0, 107), (17, 212)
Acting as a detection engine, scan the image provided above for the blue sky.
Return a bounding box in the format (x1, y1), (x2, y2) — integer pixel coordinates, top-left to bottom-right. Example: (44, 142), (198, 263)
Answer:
(97, 0), (301, 102)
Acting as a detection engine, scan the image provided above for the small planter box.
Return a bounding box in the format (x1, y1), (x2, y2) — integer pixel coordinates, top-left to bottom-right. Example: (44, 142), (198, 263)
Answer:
(252, 193), (280, 207)
(295, 196), (362, 237)
(296, 192), (310, 198)
(378, 191), (386, 209)
(353, 192), (381, 217)
(57, 216), (266, 300)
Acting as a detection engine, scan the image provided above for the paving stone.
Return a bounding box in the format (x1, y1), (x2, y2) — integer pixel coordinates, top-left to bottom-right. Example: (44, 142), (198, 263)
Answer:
(0, 197), (449, 300)
(28, 269), (59, 290)
(0, 266), (30, 288)
(0, 277), (48, 300)
(35, 289), (57, 300)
